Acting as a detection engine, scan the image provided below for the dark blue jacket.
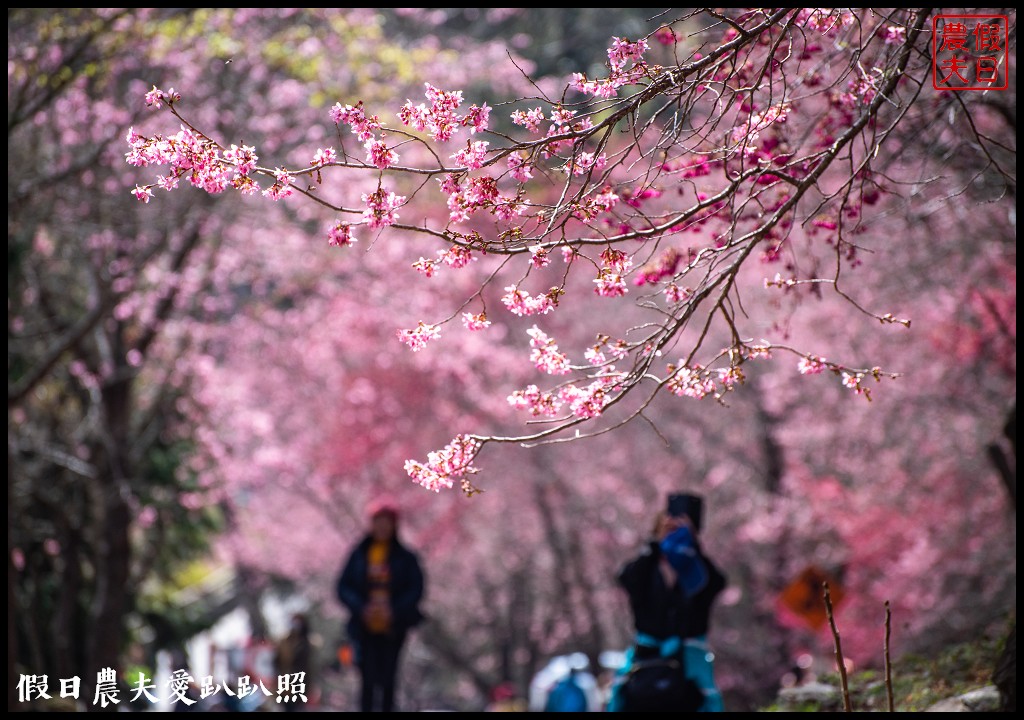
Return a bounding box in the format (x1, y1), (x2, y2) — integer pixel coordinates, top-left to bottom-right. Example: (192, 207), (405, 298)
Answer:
(336, 534), (425, 643)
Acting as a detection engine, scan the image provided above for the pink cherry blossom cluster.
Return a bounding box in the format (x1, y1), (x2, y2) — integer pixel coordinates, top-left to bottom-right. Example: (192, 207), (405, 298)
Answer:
(794, 8), (857, 36)
(882, 25), (907, 44)
(411, 244), (476, 277)
(361, 186), (406, 229)
(528, 245), (551, 269)
(653, 27), (678, 46)
(608, 36), (649, 71)
(744, 343), (773, 360)
(126, 121), (260, 200)
(593, 270), (628, 298)
(312, 146), (337, 167)
(501, 285), (559, 317)
(716, 365), (745, 390)
(797, 356), (828, 375)
(327, 221), (357, 247)
(510, 107), (545, 132)
(144, 85), (180, 108)
(507, 153), (535, 182)
(600, 248), (631, 273)
(224, 143), (260, 176)
(837, 70), (883, 110)
(542, 107), (593, 157)
(412, 257), (438, 277)
(440, 245), (474, 269)
(565, 150), (607, 176)
(461, 312), (491, 331)
(583, 336), (629, 366)
(569, 36), (650, 99)
(396, 321), (441, 351)
(665, 364), (717, 399)
(583, 346), (605, 365)
(329, 100), (382, 141)
(330, 101), (401, 170)
(559, 378), (615, 419)
(571, 188), (619, 221)
(507, 384), (561, 417)
(526, 325), (571, 375)
(463, 103), (491, 134)
(440, 174), (505, 224)
(450, 140), (490, 170)
(399, 83), (491, 142)
(786, 352), (896, 401)
(404, 434), (481, 493)
(664, 284), (693, 304)
(592, 187), (620, 212)
(264, 168), (294, 201)
(842, 371), (867, 394)
(730, 102), (792, 156)
(569, 72), (625, 99)
(365, 137), (398, 169)
(507, 373), (620, 419)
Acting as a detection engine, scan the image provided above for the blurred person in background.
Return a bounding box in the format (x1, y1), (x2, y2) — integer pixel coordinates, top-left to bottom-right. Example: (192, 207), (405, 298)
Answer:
(274, 612), (314, 711)
(607, 492), (727, 712)
(336, 497), (425, 712)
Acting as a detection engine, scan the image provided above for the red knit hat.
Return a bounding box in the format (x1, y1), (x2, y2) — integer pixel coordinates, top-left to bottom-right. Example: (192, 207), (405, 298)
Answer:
(367, 495), (400, 520)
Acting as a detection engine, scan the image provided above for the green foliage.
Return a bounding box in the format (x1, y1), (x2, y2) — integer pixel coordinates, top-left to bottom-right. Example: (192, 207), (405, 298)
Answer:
(134, 560), (231, 651)
(135, 439), (225, 578)
(878, 632), (1003, 712)
(760, 630), (1007, 712)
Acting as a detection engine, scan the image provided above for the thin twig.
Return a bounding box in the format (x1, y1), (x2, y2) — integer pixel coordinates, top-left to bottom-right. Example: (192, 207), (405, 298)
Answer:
(824, 581), (852, 712)
(884, 601), (895, 712)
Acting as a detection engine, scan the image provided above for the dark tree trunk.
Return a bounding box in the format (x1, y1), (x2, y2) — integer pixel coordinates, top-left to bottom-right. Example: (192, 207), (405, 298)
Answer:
(989, 404), (1015, 712)
(85, 375), (135, 711)
(993, 623), (1015, 712)
(9, 447), (19, 713)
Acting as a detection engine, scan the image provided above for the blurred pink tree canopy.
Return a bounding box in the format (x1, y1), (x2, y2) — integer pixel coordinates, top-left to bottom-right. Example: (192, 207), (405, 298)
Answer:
(10, 7), (1015, 711)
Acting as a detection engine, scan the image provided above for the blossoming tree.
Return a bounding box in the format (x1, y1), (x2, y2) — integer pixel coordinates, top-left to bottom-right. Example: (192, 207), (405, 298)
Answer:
(125, 7), (1014, 707)
(127, 8), (1013, 495)
(10, 7), (1014, 712)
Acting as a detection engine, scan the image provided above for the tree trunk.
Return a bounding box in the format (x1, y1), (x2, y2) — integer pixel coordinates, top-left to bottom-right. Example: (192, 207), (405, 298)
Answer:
(9, 447), (19, 712)
(85, 375), (134, 711)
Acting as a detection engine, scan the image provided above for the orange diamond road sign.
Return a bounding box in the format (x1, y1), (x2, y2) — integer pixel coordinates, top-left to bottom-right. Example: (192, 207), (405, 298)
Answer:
(779, 565), (844, 631)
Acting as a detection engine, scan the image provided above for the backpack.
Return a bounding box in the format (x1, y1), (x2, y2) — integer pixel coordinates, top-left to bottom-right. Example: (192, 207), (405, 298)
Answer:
(545, 673), (589, 712)
(618, 656), (704, 712)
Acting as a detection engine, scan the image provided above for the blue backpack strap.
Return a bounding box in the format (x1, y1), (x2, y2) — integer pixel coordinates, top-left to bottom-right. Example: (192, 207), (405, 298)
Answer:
(684, 635), (724, 712)
(635, 632), (682, 658)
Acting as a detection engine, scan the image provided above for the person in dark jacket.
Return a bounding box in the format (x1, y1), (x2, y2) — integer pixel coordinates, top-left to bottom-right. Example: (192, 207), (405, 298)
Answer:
(608, 492), (727, 712)
(336, 497), (425, 712)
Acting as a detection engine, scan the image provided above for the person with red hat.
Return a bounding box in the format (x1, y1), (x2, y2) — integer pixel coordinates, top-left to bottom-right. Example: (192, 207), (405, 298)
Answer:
(336, 497), (425, 712)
